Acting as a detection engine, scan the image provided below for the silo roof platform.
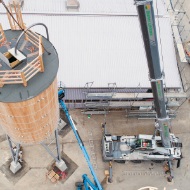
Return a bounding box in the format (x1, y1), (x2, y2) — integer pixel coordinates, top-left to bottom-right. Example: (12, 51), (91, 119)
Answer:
(0, 29), (59, 102)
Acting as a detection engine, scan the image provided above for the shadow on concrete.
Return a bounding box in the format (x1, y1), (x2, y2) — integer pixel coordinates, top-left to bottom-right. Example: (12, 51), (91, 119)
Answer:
(58, 108), (77, 138)
(0, 134), (7, 143)
(0, 158), (30, 184)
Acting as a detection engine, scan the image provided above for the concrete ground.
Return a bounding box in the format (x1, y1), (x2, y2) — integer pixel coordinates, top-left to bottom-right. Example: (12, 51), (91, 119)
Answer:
(0, 98), (190, 190)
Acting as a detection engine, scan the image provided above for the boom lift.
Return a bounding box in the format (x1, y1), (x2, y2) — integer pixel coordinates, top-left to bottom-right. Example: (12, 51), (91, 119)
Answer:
(102, 0), (182, 181)
(58, 89), (103, 190)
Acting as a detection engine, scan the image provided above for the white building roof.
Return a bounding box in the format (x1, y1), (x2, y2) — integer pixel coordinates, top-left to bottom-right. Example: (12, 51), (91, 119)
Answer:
(0, 0), (167, 15)
(0, 0), (182, 88)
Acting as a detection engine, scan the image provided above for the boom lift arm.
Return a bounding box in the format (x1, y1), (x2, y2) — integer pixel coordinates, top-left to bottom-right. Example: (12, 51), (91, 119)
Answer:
(58, 89), (103, 190)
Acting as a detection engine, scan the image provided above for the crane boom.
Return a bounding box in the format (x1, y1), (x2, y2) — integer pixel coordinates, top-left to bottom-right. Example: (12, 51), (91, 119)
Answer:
(136, 0), (170, 148)
(101, 0), (182, 181)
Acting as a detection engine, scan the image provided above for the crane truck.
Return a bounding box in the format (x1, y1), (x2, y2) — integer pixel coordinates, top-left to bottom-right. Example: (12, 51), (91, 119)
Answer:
(102, 0), (182, 182)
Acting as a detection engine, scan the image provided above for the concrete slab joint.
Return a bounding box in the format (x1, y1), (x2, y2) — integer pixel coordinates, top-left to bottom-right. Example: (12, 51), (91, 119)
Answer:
(55, 159), (67, 172)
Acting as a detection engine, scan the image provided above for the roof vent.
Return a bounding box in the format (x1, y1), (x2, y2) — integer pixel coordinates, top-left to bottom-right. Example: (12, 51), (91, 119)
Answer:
(66, 0), (79, 11)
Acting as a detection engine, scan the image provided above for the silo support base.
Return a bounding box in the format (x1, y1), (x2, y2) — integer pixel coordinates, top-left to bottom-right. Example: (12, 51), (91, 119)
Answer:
(40, 128), (68, 171)
(55, 160), (67, 172)
(10, 161), (22, 174)
(7, 135), (22, 174)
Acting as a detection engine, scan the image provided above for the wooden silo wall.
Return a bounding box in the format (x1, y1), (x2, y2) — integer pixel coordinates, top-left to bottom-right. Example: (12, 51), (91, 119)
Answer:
(0, 78), (59, 144)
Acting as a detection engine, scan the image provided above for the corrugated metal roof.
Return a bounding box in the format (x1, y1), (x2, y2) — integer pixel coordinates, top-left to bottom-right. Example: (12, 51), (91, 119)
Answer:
(0, 14), (181, 88)
(0, 0), (167, 15)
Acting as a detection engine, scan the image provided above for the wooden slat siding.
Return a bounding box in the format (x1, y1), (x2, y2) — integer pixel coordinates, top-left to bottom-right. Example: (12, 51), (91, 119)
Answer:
(0, 78), (58, 144)
(0, 91), (57, 118)
(1, 104), (57, 126)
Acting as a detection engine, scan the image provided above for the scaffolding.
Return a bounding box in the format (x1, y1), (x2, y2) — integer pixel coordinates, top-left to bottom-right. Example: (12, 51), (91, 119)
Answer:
(166, 0), (190, 96)
(167, 0), (190, 43)
(82, 82), (113, 115)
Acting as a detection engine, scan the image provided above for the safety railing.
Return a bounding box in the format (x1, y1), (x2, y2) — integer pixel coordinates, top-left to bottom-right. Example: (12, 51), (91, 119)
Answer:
(0, 31), (44, 87)
(0, 70), (24, 87)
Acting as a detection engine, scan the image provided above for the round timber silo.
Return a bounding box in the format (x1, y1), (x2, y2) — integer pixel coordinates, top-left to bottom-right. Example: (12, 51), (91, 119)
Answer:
(0, 29), (59, 144)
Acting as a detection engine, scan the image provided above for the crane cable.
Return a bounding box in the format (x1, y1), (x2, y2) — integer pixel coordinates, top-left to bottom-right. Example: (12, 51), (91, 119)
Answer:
(0, 0), (51, 55)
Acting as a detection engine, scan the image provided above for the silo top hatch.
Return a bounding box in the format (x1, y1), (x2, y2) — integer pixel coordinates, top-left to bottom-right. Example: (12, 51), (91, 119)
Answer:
(0, 28), (59, 103)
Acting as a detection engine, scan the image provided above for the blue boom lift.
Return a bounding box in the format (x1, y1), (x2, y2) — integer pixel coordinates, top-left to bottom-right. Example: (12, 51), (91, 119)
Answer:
(58, 89), (103, 190)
